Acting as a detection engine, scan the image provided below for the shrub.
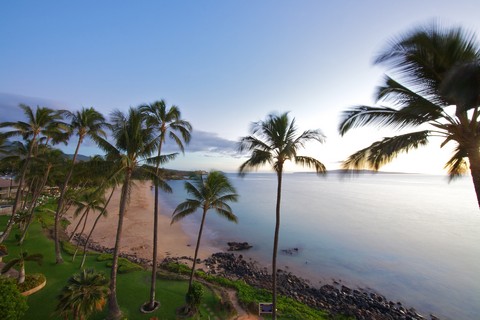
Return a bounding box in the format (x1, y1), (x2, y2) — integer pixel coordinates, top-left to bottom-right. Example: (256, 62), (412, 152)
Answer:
(186, 282), (204, 312)
(17, 273), (46, 293)
(104, 257), (142, 273)
(0, 277), (28, 320)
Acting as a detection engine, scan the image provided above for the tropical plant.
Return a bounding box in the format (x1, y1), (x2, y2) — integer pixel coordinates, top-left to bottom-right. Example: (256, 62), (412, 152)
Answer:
(171, 170), (238, 315)
(18, 146), (66, 244)
(56, 268), (109, 320)
(338, 22), (480, 207)
(0, 104), (66, 243)
(0, 277), (28, 320)
(70, 190), (106, 262)
(94, 107), (162, 320)
(238, 112), (326, 319)
(54, 107), (109, 264)
(140, 100), (192, 311)
(1, 250), (43, 284)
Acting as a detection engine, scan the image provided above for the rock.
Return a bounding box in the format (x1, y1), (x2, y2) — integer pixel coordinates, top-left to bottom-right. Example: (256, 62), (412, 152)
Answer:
(227, 241), (252, 251)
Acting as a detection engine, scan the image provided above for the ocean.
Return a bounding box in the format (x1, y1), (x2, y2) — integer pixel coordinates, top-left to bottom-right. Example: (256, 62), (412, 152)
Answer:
(158, 172), (480, 320)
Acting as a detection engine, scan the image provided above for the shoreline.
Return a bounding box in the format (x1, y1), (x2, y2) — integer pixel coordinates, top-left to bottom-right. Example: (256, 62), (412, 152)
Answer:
(65, 180), (440, 320)
(65, 180), (219, 263)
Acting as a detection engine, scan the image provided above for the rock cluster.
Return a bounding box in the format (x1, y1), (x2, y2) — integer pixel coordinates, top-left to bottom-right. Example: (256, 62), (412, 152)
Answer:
(199, 253), (435, 320)
(227, 241), (253, 251)
(73, 236), (441, 320)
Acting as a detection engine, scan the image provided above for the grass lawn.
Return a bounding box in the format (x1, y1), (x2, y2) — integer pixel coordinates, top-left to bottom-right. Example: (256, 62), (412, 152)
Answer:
(0, 215), (229, 320)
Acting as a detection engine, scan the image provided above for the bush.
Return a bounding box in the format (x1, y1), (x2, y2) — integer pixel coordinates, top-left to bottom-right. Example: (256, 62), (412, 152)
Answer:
(104, 257), (143, 273)
(96, 253), (113, 261)
(186, 282), (204, 311)
(0, 277), (28, 320)
(17, 273), (46, 293)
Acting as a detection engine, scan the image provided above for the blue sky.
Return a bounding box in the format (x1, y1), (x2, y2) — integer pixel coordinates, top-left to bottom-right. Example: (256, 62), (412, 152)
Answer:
(1, 1), (480, 173)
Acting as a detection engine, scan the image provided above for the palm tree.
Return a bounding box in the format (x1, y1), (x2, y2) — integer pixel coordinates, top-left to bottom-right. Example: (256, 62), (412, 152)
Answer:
(95, 107), (157, 320)
(54, 107), (109, 264)
(70, 191), (106, 262)
(56, 268), (109, 320)
(1, 250), (43, 284)
(19, 146), (66, 244)
(0, 104), (66, 243)
(140, 100), (192, 311)
(238, 112), (326, 319)
(171, 171), (238, 313)
(338, 23), (480, 207)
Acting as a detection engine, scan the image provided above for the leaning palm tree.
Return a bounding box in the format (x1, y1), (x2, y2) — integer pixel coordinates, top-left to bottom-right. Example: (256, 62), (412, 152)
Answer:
(56, 268), (109, 320)
(95, 107), (160, 320)
(54, 107), (109, 264)
(140, 100), (192, 311)
(171, 170), (238, 314)
(1, 250), (43, 284)
(338, 22), (480, 207)
(0, 104), (66, 243)
(238, 112), (326, 319)
(19, 146), (66, 244)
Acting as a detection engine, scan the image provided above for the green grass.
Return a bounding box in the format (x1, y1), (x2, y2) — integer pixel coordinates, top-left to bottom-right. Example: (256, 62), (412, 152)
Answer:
(0, 215), (229, 320)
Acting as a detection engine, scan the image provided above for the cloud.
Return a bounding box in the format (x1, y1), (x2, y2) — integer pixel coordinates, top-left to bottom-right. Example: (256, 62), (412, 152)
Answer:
(163, 130), (240, 157)
(0, 92), (71, 122)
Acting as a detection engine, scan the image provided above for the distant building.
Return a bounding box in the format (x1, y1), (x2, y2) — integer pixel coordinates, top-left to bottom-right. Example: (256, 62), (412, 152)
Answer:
(0, 178), (18, 199)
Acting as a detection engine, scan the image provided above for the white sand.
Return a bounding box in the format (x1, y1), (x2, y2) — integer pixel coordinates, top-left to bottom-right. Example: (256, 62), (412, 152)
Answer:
(65, 180), (218, 261)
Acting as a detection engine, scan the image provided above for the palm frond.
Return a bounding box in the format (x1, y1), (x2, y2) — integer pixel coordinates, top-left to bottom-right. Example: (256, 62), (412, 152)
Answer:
(342, 130), (430, 170)
(444, 146), (469, 180)
(294, 156), (327, 174)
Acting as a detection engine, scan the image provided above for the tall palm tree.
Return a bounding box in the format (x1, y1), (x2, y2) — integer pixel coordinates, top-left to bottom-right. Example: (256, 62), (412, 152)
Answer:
(238, 112), (326, 319)
(171, 170), (238, 312)
(140, 100), (192, 311)
(1, 250), (43, 284)
(338, 23), (480, 207)
(54, 107), (109, 264)
(0, 104), (66, 243)
(70, 191), (106, 262)
(19, 146), (66, 244)
(56, 268), (109, 320)
(95, 107), (157, 320)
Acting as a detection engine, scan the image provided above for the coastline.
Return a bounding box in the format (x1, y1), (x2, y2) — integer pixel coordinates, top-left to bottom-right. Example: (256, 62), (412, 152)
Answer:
(65, 180), (219, 262)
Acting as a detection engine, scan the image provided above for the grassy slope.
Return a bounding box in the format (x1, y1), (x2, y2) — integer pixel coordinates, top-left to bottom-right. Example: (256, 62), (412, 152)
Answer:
(0, 215), (227, 320)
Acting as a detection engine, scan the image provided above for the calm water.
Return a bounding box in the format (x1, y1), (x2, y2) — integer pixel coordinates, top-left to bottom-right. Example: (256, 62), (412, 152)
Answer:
(158, 173), (480, 320)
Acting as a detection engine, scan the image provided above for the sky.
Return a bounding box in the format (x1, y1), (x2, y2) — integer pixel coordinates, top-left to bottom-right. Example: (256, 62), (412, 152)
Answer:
(1, 1), (480, 174)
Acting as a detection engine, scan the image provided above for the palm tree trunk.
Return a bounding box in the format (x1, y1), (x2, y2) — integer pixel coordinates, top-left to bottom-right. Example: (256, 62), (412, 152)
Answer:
(148, 142), (163, 309)
(18, 264), (26, 284)
(188, 209), (207, 295)
(20, 166), (53, 244)
(148, 183), (160, 309)
(107, 170), (131, 320)
(467, 145), (480, 207)
(72, 210), (89, 262)
(68, 210), (89, 242)
(54, 138), (83, 264)
(80, 187), (115, 269)
(272, 168), (283, 320)
(0, 134), (38, 244)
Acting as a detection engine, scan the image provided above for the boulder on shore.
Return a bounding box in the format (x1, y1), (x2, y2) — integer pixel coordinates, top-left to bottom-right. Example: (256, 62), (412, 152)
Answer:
(227, 242), (252, 251)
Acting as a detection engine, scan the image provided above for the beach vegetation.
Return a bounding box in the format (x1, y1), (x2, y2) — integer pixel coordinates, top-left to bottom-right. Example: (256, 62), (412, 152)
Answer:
(140, 100), (192, 312)
(238, 112), (327, 319)
(94, 106), (171, 319)
(1, 250), (43, 284)
(0, 277), (28, 320)
(1, 201), (230, 320)
(0, 104), (67, 244)
(53, 107), (109, 264)
(338, 22), (480, 207)
(56, 268), (110, 320)
(172, 170), (239, 316)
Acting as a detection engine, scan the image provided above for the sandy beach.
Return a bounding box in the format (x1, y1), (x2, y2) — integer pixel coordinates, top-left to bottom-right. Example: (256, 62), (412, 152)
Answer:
(65, 180), (219, 262)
